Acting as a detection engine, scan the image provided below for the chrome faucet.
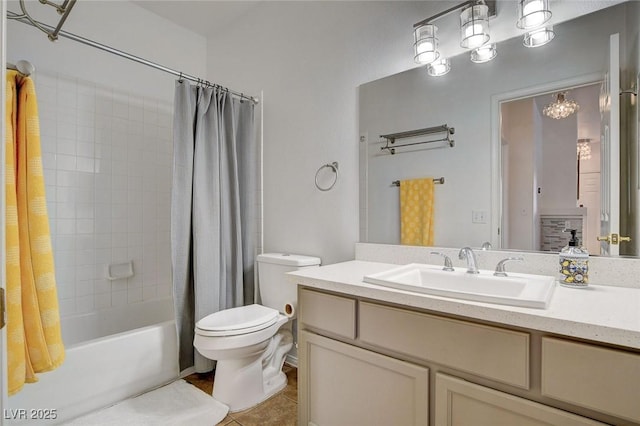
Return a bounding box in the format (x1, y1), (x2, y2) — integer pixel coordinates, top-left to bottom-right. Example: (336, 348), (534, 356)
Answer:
(494, 257), (524, 277)
(430, 251), (454, 271)
(458, 247), (480, 274)
(481, 241), (492, 251)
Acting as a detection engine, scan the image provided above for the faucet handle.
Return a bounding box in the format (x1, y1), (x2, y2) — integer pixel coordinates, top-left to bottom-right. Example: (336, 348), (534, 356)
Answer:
(494, 257), (524, 277)
(430, 251), (454, 272)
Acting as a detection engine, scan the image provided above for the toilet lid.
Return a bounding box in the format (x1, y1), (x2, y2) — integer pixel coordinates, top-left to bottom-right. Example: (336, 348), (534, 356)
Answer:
(196, 304), (279, 337)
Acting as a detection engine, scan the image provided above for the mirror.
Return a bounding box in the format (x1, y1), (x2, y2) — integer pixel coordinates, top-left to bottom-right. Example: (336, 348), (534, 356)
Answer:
(359, 1), (639, 256)
(501, 83), (602, 255)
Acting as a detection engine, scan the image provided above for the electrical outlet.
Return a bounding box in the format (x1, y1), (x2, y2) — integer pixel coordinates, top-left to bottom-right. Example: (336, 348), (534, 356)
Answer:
(472, 210), (488, 224)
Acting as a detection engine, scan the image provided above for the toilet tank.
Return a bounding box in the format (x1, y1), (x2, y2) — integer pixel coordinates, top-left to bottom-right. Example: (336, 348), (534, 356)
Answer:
(257, 253), (321, 313)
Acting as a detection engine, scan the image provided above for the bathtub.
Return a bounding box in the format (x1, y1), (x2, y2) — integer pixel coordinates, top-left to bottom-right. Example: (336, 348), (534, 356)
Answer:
(7, 298), (179, 425)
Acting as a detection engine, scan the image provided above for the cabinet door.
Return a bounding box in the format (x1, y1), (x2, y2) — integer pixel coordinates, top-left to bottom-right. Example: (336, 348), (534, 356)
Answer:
(435, 374), (606, 426)
(299, 330), (429, 426)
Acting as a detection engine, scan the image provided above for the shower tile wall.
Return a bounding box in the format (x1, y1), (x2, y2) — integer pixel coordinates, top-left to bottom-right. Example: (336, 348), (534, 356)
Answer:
(36, 70), (173, 318)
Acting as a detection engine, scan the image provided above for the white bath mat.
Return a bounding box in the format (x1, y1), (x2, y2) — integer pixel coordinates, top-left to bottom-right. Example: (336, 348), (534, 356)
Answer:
(64, 379), (228, 425)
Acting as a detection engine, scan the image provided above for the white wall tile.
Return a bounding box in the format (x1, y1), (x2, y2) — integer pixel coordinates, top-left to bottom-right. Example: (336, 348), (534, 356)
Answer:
(76, 280), (95, 297)
(142, 286), (157, 301)
(57, 203), (76, 219)
(38, 71), (173, 320)
(57, 154), (76, 171)
(94, 293), (112, 310)
(77, 139), (95, 155)
(76, 295), (95, 313)
(58, 298), (76, 317)
(94, 279), (111, 294)
(112, 290), (128, 307)
(127, 287), (143, 303)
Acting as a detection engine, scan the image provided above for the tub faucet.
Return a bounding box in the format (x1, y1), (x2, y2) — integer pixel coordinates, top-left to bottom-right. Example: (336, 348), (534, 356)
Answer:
(458, 247), (480, 274)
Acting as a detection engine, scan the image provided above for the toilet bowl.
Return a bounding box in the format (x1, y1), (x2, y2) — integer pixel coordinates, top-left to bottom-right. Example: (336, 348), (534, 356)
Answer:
(193, 253), (321, 412)
(194, 304), (293, 412)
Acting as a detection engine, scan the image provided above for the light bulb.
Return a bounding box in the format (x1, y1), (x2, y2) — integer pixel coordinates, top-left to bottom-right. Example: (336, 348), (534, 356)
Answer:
(416, 41), (437, 63)
(414, 24), (439, 64)
(523, 0), (545, 27)
(427, 58), (451, 76)
(523, 26), (555, 48)
(460, 4), (490, 49)
(465, 24), (486, 49)
(517, 0), (552, 30)
(471, 43), (497, 63)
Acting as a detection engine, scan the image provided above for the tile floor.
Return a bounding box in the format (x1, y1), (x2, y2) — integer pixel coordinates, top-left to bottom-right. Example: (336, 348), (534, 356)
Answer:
(184, 364), (298, 426)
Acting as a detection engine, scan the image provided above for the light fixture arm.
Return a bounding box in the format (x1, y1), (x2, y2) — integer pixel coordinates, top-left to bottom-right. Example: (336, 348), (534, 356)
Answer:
(414, 0), (496, 27)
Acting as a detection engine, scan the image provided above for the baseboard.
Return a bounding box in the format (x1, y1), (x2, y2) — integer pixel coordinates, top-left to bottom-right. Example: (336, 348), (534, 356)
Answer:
(285, 354), (298, 368)
(179, 366), (196, 378)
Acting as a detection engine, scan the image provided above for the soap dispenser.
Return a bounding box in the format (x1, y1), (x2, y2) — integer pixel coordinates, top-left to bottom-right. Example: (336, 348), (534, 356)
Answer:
(559, 229), (589, 288)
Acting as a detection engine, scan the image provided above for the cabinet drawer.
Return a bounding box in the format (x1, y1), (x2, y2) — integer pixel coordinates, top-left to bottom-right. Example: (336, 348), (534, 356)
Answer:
(299, 288), (356, 340)
(541, 337), (640, 423)
(359, 302), (530, 388)
(435, 373), (605, 426)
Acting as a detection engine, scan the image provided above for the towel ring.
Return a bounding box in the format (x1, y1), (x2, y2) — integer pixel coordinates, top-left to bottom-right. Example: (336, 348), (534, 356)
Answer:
(315, 162), (339, 191)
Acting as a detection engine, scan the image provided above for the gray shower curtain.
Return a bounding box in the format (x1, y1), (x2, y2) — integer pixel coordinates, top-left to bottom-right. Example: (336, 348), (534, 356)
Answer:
(171, 81), (257, 372)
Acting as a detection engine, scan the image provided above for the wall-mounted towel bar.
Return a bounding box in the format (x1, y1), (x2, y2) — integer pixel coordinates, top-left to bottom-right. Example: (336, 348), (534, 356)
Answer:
(380, 124), (454, 155)
(392, 177), (445, 186)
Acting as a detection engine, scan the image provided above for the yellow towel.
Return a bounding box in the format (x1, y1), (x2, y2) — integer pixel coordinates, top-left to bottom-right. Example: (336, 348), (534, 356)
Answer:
(400, 178), (435, 246)
(6, 70), (65, 396)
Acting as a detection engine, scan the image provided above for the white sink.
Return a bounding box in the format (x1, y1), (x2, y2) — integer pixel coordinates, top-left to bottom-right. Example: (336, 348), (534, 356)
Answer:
(363, 263), (556, 309)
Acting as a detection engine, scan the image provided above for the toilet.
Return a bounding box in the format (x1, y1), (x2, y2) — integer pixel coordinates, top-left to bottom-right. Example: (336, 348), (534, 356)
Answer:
(193, 253), (321, 412)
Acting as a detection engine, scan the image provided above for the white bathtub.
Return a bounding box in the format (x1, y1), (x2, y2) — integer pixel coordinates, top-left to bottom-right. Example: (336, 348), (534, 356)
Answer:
(7, 298), (179, 425)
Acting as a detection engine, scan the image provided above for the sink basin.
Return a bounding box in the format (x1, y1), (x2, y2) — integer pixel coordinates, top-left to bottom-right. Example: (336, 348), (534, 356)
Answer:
(363, 263), (556, 309)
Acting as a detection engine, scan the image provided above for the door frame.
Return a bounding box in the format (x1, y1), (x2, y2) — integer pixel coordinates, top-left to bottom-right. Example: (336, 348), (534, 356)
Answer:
(490, 72), (604, 250)
(1, 0), (8, 422)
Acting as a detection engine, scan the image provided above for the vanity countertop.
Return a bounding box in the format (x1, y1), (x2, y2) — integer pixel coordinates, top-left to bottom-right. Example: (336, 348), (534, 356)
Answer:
(288, 260), (640, 350)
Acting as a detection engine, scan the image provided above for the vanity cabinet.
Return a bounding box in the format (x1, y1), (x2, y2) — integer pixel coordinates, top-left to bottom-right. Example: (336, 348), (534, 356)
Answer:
(298, 287), (640, 426)
(298, 331), (429, 425)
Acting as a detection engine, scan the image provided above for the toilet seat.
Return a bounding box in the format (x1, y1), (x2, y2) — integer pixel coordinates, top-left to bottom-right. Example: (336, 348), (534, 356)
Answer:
(195, 304), (280, 337)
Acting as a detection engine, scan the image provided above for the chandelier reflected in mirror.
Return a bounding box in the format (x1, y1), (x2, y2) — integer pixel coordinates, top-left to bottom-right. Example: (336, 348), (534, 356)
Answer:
(577, 138), (592, 160)
(543, 92), (580, 119)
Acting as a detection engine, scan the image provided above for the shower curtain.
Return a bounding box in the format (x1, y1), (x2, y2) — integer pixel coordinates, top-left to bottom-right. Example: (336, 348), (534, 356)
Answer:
(171, 81), (257, 372)
(5, 70), (65, 395)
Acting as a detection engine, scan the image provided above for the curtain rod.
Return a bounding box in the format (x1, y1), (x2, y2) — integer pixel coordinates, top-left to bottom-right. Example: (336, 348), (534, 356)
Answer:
(6, 10), (259, 104)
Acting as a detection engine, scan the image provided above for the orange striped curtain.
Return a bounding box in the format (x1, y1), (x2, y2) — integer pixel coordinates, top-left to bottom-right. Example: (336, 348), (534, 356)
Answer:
(5, 70), (65, 395)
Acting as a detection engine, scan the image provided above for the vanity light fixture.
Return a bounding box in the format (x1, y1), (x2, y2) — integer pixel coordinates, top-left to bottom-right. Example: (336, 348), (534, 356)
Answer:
(427, 58), (451, 76)
(523, 26), (555, 47)
(414, 24), (440, 64)
(543, 92), (579, 120)
(470, 43), (497, 63)
(516, 0), (552, 29)
(413, 1), (495, 76)
(577, 138), (592, 161)
(460, 2), (490, 49)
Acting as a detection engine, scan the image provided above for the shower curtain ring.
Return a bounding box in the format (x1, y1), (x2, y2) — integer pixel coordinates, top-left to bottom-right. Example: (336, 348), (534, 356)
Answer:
(178, 72), (183, 83)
